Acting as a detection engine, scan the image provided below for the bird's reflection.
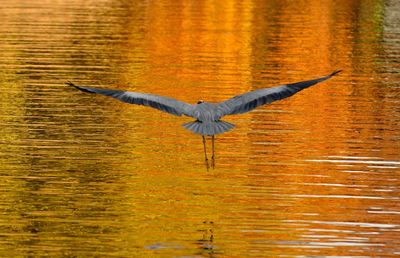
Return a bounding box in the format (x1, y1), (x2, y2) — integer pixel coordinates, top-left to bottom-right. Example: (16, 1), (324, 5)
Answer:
(195, 221), (215, 257)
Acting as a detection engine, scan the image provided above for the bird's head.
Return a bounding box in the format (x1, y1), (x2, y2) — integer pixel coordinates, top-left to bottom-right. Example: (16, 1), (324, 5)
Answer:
(197, 100), (204, 104)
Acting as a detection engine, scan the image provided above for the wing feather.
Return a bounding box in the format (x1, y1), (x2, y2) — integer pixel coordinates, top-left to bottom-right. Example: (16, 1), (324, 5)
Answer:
(216, 70), (341, 117)
(67, 82), (194, 117)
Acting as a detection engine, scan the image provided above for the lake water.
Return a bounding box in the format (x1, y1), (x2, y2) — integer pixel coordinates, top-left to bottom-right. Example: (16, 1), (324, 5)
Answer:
(0, 0), (399, 257)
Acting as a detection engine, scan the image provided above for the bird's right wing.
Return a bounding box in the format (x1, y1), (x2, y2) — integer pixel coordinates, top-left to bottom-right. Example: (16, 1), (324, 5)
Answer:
(215, 70), (341, 117)
(67, 82), (194, 117)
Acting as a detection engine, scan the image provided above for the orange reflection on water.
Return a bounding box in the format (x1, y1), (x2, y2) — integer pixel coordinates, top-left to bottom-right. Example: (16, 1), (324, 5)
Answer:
(122, 0), (255, 101)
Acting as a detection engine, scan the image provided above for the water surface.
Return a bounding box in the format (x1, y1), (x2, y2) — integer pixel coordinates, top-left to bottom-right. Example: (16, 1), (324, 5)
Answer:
(0, 0), (399, 257)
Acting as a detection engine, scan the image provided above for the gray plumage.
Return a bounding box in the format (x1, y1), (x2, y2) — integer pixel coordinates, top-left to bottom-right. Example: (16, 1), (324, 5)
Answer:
(67, 70), (341, 136)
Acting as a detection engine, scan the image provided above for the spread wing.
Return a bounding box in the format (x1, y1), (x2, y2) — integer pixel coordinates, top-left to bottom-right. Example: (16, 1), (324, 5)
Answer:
(67, 82), (194, 117)
(215, 70), (342, 117)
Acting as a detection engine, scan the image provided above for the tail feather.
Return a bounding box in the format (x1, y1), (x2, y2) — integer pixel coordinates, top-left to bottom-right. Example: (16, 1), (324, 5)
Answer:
(182, 120), (235, 135)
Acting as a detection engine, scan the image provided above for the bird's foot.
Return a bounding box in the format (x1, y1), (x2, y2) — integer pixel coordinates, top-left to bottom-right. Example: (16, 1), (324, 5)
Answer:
(205, 158), (210, 171)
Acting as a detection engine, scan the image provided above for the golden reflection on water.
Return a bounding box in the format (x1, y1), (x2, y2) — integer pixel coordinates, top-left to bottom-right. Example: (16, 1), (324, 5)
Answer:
(0, 0), (399, 257)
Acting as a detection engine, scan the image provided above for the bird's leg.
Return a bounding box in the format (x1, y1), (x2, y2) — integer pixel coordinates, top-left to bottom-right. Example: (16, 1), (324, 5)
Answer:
(211, 135), (215, 169)
(202, 136), (209, 171)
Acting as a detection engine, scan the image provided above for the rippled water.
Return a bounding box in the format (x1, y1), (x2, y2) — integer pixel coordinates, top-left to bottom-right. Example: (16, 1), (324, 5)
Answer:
(0, 0), (399, 257)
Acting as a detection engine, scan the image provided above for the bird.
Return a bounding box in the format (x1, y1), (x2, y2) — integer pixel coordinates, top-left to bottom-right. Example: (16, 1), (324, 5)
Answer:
(67, 70), (341, 169)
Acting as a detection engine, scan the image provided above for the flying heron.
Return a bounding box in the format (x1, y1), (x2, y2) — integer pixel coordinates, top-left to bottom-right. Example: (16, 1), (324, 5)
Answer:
(67, 70), (341, 169)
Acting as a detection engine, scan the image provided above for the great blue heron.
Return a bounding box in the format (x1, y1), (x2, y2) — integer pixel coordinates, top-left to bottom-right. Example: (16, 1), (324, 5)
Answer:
(67, 70), (341, 169)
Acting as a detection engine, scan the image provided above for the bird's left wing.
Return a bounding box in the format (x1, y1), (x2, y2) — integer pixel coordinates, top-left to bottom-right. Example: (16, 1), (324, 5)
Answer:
(67, 82), (194, 117)
(215, 70), (341, 118)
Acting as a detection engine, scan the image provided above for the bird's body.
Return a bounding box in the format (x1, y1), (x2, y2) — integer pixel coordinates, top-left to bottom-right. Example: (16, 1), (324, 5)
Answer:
(181, 102), (235, 135)
(191, 102), (219, 122)
(68, 70), (341, 169)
